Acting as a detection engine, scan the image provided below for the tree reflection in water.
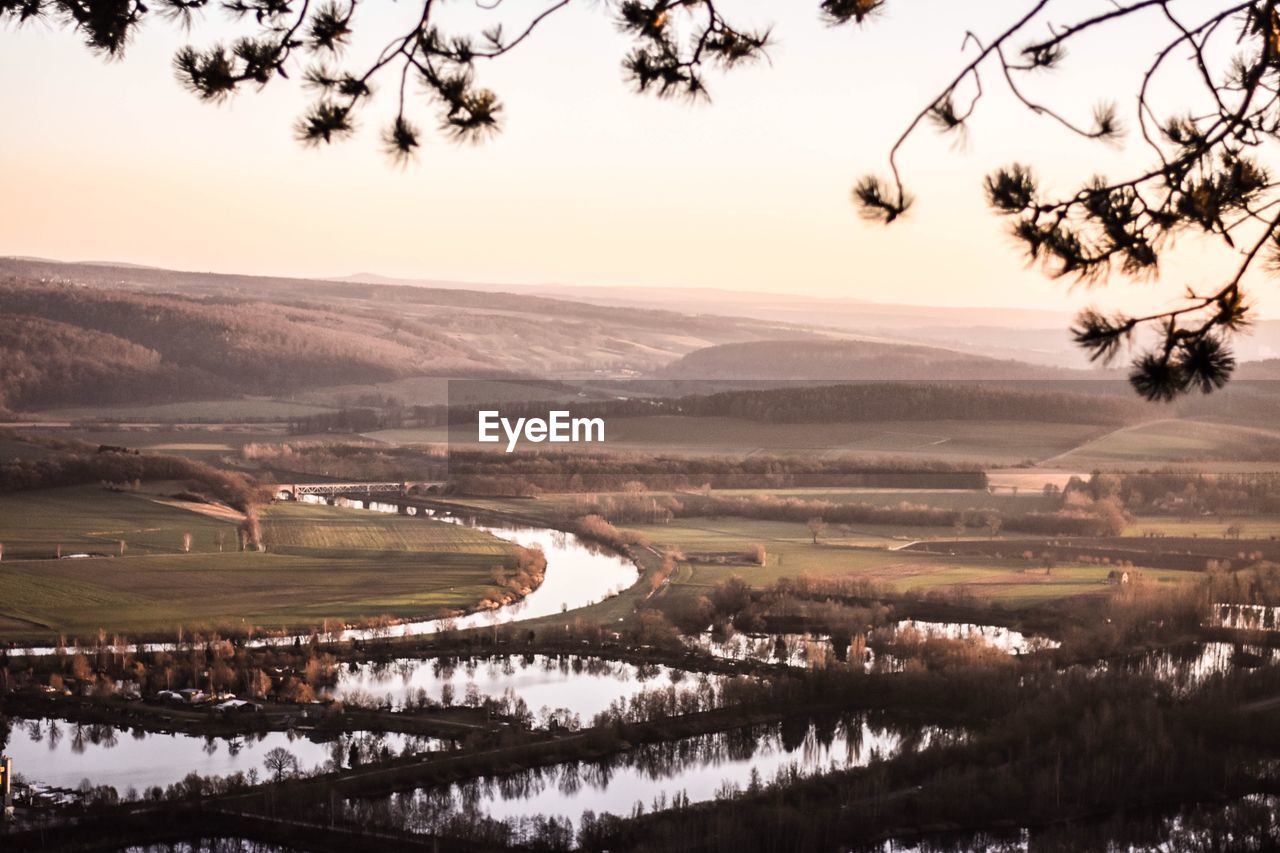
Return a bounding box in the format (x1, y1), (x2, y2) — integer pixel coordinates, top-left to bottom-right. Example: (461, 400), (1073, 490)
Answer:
(350, 713), (960, 836)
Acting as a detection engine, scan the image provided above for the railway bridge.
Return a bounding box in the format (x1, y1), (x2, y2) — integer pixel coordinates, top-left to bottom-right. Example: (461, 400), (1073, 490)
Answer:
(270, 481), (442, 501)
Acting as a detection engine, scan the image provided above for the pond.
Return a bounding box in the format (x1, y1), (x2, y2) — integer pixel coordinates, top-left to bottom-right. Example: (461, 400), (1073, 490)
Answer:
(328, 654), (731, 722)
(348, 715), (959, 832)
(2, 718), (441, 791)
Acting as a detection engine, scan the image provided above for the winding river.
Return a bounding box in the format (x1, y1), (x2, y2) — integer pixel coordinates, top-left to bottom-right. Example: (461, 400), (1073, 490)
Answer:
(333, 510), (639, 640)
(16, 509), (640, 656)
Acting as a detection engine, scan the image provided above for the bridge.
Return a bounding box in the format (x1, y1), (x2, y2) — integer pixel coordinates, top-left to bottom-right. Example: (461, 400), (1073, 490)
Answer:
(271, 482), (441, 501)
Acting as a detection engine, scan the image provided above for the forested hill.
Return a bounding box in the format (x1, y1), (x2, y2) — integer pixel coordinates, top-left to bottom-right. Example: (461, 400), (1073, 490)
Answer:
(434, 382), (1149, 427)
(660, 339), (1097, 380)
(0, 259), (826, 394)
(0, 277), (488, 410)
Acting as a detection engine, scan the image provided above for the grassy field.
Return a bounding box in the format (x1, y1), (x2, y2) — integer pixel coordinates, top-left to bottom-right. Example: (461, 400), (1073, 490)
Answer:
(402, 417), (1103, 463)
(0, 490), (521, 642)
(631, 516), (1196, 607)
(596, 417), (1104, 463)
(260, 503), (513, 558)
(1123, 515), (1280, 540)
(1056, 419), (1280, 466)
(0, 486), (238, 559)
(445, 486), (1055, 524)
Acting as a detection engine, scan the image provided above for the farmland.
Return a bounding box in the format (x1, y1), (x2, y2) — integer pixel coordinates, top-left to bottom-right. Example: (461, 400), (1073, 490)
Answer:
(0, 486), (238, 559)
(619, 515), (1196, 607)
(0, 487), (522, 642)
(433, 416), (1107, 464)
(1055, 418), (1280, 465)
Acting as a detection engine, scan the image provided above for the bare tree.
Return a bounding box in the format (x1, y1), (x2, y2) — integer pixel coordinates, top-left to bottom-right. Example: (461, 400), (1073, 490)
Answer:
(262, 746), (299, 781)
(807, 517), (828, 545)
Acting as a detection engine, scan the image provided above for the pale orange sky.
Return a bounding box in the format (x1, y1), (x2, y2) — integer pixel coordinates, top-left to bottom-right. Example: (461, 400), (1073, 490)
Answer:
(0, 0), (1272, 316)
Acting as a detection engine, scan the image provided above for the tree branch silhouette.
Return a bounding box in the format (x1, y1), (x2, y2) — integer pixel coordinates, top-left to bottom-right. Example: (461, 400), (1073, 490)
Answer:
(855, 1), (1273, 400)
(5, 0), (1279, 399)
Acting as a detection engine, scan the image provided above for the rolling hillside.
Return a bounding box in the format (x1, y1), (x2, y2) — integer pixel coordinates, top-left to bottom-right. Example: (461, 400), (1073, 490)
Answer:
(0, 276), (489, 410)
(0, 259), (824, 409)
(660, 339), (1094, 381)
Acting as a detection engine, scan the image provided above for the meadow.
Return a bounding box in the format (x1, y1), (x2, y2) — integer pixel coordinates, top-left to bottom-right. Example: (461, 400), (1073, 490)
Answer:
(0, 486), (237, 559)
(435, 416), (1105, 464)
(0, 488), (521, 642)
(1056, 418), (1280, 465)
(627, 516), (1198, 607)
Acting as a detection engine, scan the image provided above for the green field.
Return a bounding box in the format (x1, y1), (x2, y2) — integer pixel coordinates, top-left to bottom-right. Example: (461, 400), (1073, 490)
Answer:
(1056, 419), (1280, 466)
(1124, 514), (1280, 540)
(0, 486), (237, 559)
(631, 516), (1196, 607)
(428, 416), (1104, 464)
(260, 503), (512, 558)
(0, 489), (520, 641)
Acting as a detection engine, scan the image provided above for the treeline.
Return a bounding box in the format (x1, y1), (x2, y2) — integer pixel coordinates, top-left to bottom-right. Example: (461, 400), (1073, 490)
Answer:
(0, 446), (262, 510)
(566, 492), (1128, 537)
(286, 409), (397, 435)
(660, 338), (1075, 381)
(1069, 469), (1280, 516)
(445, 451), (987, 494)
(0, 315), (200, 411)
(242, 441), (446, 482)
(422, 382), (1142, 428)
(0, 277), (483, 409)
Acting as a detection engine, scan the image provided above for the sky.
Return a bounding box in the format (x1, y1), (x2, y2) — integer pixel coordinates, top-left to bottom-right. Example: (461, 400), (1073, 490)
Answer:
(0, 0), (1270, 316)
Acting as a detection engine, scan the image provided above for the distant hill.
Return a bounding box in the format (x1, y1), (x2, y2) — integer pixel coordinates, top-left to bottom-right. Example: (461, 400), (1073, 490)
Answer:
(660, 339), (1094, 381)
(0, 277), (490, 410)
(1237, 360), (1280, 379)
(0, 314), (207, 409)
(0, 260), (830, 410)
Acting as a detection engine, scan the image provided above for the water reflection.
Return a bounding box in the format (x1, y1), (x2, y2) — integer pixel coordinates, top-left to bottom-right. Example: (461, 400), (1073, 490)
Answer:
(329, 654), (725, 722)
(5, 718), (441, 791)
(1211, 602), (1280, 632)
(119, 842), (300, 853)
(686, 620), (1057, 670)
(685, 631), (866, 668)
(1106, 641), (1280, 693)
(354, 715), (958, 830)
